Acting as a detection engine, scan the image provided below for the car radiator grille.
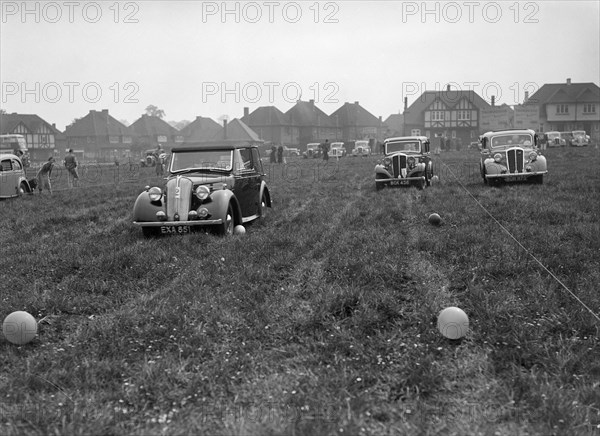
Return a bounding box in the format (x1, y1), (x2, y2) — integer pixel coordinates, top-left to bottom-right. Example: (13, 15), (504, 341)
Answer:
(392, 154), (407, 178)
(507, 149), (524, 173)
(166, 176), (193, 221)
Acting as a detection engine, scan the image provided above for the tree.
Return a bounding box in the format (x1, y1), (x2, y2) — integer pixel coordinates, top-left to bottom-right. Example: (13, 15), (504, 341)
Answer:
(145, 105), (165, 119)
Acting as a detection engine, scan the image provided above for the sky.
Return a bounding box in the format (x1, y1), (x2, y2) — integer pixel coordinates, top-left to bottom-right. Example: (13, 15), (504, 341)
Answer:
(1, 0), (599, 131)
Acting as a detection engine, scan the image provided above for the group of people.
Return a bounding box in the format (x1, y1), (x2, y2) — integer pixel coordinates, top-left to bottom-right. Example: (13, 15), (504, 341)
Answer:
(34, 149), (79, 195)
(269, 145), (285, 164)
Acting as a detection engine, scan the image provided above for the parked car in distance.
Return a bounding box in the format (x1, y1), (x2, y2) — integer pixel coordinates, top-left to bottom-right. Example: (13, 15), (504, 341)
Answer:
(329, 142), (347, 158)
(133, 143), (272, 237)
(544, 131), (566, 147)
(303, 143), (322, 159)
(352, 140), (371, 157)
(0, 153), (32, 198)
(479, 129), (547, 185)
(569, 130), (590, 147)
(284, 146), (300, 157)
(375, 136), (433, 190)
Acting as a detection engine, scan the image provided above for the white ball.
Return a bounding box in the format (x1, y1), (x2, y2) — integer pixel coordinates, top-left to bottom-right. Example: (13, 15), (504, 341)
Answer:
(431, 175), (440, 184)
(437, 307), (469, 339)
(428, 213), (442, 226)
(234, 225), (246, 235)
(3, 311), (37, 345)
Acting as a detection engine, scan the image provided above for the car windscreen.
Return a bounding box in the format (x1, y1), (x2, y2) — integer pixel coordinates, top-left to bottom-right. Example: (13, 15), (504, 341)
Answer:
(386, 141), (420, 154)
(490, 134), (533, 148)
(170, 150), (233, 172)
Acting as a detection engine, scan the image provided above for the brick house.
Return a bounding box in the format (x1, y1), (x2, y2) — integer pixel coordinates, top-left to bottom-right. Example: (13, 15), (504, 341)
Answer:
(64, 109), (135, 162)
(284, 100), (338, 147)
(0, 112), (64, 162)
(403, 87), (491, 146)
(329, 101), (385, 143)
(129, 114), (184, 152)
(526, 79), (600, 142)
(241, 106), (298, 146)
(180, 116), (223, 144)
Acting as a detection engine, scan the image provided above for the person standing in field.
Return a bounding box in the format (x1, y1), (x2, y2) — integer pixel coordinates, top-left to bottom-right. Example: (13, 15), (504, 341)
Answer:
(63, 149), (79, 188)
(36, 156), (55, 195)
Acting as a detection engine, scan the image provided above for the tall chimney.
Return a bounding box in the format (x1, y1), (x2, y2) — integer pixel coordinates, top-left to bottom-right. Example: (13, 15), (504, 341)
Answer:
(404, 97), (408, 111)
(566, 78), (572, 85)
(524, 91), (529, 103)
(309, 99), (314, 107)
(491, 96), (495, 107)
(354, 101), (359, 105)
(446, 84), (451, 92)
(243, 107), (249, 118)
(223, 119), (228, 140)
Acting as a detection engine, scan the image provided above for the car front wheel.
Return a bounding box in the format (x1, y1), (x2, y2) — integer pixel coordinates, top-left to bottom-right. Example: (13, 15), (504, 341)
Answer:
(259, 192), (269, 218)
(218, 203), (234, 236)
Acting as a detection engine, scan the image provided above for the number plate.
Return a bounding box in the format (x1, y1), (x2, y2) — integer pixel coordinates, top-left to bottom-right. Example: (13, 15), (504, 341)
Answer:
(507, 175), (528, 181)
(390, 180), (410, 186)
(160, 225), (190, 234)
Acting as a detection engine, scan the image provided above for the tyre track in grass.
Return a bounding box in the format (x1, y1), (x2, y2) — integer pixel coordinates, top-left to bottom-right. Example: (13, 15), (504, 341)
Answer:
(400, 189), (530, 434)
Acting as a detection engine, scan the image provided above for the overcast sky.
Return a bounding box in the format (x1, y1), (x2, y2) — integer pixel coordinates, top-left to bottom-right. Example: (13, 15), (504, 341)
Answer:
(1, 1), (598, 130)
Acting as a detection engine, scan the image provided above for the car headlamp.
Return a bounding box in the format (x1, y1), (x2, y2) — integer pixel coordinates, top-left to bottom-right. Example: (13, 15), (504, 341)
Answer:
(494, 153), (502, 163)
(195, 185), (210, 200)
(528, 151), (537, 161)
(148, 187), (162, 202)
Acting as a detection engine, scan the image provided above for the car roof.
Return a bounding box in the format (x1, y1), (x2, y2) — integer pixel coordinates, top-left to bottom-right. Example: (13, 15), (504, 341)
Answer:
(0, 153), (21, 161)
(384, 136), (429, 142)
(171, 143), (258, 152)
(481, 129), (535, 137)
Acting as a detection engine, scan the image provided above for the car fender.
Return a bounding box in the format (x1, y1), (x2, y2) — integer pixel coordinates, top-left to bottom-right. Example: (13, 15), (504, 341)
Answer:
(133, 191), (164, 222)
(375, 165), (392, 178)
(529, 155), (547, 172)
(205, 189), (242, 225)
(484, 160), (506, 175)
(259, 181), (272, 207)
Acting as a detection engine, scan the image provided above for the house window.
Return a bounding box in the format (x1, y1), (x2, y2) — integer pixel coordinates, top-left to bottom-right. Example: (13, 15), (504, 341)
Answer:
(583, 104), (596, 114)
(431, 111), (445, 121)
(109, 136), (120, 144)
(411, 129), (421, 136)
(458, 111), (470, 121)
(556, 104), (569, 114)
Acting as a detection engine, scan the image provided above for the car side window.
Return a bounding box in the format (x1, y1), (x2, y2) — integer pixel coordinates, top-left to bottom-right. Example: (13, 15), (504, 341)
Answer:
(251, 148), (263, 173)
(12, 159), (22, 170)
(1, 159), (12, 171)
(238, 148), (253, 170)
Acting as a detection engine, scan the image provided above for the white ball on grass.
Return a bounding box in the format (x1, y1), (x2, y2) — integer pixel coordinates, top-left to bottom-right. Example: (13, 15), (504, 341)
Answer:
(234, 225), (246, 235)
(437, 307), (469, 339)
(3, 311), (38, 345)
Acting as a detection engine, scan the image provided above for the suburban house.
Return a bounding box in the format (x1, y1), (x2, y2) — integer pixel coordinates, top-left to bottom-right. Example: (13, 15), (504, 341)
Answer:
(0, 112), (64, 162)
(241, 106), (298, 146)
(129, 114), (184, 151)
(383, 113), (405, 138)
(64, 109), (135, 162)
(284, 100), (338, 147)
(329, 101), (385, 144)
(179, 116), (223, 144)
(403, 87), (491, 146)
(526, 79), (600, 141)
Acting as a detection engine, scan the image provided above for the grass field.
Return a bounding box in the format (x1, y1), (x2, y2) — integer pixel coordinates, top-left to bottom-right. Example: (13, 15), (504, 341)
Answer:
(1, 146), (599, 435)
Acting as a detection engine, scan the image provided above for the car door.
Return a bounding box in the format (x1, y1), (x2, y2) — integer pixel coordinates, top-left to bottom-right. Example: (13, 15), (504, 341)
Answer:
(233, 148), (260, 218)
(0, 157), (17, 198)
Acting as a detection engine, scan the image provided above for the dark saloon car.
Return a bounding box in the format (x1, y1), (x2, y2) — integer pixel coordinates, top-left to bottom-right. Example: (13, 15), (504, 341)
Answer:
(375, 136), (433, 190)
(133, 144), (272, 237)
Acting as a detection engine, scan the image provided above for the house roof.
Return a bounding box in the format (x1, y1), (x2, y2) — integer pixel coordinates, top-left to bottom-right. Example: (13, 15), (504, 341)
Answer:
(129, 114), (180, 137)
(241, 106), (289, 126)
(179, 116), (223, 142)
(0, 113), (62, 135)
(527, 82), (600, 104)
(383, 113), (404, 132)
(404, 90), (491, 125)
(64, 110), (133, 137)
(329, 102), (381, 127)
(284, 100), (335, 127)
(210, 118), (263, 143)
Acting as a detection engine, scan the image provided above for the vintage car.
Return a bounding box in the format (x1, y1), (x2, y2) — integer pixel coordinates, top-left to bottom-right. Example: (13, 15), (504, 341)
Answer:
(375, 136), (433, 190)
(303, 143), (322, 159)
(284, 146), (300, 157)
(545, 131), (566, 147)
(479, 129), (547, 185)
(352, 140), (371, 157)
(329, 142), (347, 158)
(0, 153), (32, 198)
(133, 144), (272, 237)
(569, 130), (590, 147)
